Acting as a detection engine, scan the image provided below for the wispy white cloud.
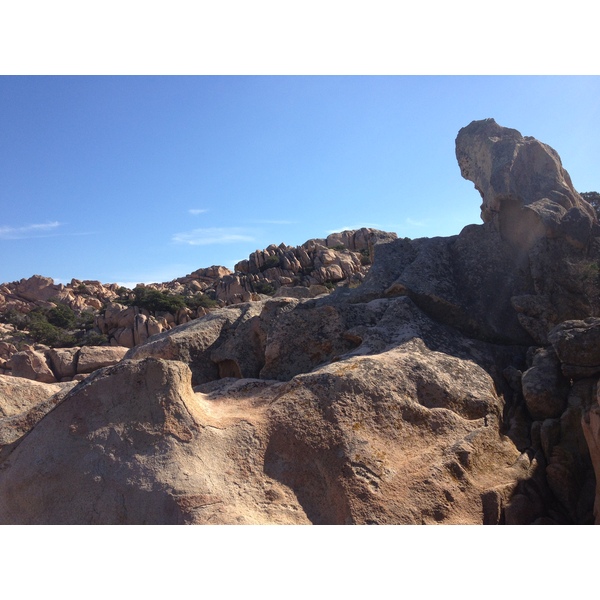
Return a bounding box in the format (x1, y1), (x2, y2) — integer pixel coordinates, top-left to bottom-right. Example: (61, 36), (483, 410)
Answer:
(0, 221), (62, 240)
(172, 227), (257, 246)
(405, 217), (427, 227)
(326, 223), (381, 234)
(189, 209), (209, 216)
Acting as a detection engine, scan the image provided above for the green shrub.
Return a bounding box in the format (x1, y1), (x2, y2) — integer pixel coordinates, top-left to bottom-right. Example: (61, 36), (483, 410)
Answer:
(75, 283), (89, 294)
(28, 319), (76, 346)
(185, 293), (219, 310)
(76, 310), (97, 330)
(78, 330), (109, 346)
(332, 244), (346, 251)
(254, 281), (276, 295)
(260, 255), (281, 272)
(124, 287), (187, 313)
(582, 191), (600, 219)
(47, 302), (77, 329)
(0, 309), (28, 330)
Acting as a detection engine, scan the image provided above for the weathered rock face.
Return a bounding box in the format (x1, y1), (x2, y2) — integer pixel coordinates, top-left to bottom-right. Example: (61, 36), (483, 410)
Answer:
(0, 352), (528, 525)
(4, 345), (128, 384)
(0, 378), (76, 462)
(8, 348), (58, 384)
(583, 400), (600, 524)
(0, 358), (309, 525)
(0, 374), (65, 418)
(456, 118), (596, 250)
(548, 318), (600, 378)
(521, 348), (570, 420)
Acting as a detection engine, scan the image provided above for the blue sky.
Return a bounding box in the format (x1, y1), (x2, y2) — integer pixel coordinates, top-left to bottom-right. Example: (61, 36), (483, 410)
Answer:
(1, 76), (599, 286)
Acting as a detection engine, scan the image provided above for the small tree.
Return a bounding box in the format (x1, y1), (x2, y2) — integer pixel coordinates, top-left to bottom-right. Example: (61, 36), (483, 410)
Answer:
(124, 287), (187, 313)
(581, 191), (600, 219)
(46, 302), (77, 329)
(254, 281), (275, 295)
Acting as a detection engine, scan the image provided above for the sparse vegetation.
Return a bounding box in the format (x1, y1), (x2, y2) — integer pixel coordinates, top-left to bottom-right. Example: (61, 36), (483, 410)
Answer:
(122, 286), (187, 313)
(332, 244), (346, 251)
(74, 283), (90, 294)
(184, 293), (219, 310)
(254, 281), (276, 295)
(578, 260), (600, 281)
(260, 255), (281, 272)
(0, 301), (106, 348)
(582, 191), (600, 219)
(46, 301), (77, 329)
(345, 279), (362, 289)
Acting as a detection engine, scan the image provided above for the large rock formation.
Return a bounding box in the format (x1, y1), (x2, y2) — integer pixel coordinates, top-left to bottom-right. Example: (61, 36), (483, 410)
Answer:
(1, 119), (599, 524)
(456, 118), (596, 251)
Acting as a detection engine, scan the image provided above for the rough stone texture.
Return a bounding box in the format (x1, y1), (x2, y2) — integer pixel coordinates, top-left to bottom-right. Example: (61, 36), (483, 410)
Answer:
(0, 374), (64, 418)
(76, 346), (128, 374)
(125, 304), (258, 385)
(348, 224), (535, 345)
(46, 347), (79, 380)
(548, 318), (600, 378)
(521, 348), (570, 420)
(0, 358), (309, 525)
(8, 348), (57, 383)
(0, 381), (76, 462)
(455, 118), (595, 250)
(582, 401), (600, 524)
(0, 352), (529, 525)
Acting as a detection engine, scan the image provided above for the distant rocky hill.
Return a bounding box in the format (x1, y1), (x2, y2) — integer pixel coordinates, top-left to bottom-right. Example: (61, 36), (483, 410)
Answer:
(1, 118), (600, 524)
(0, 228), (395, 376)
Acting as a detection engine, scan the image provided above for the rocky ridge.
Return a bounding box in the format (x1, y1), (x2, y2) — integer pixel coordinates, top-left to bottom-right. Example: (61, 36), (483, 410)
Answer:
(1, 118), (600, 524)
(0, 228), (393, 362)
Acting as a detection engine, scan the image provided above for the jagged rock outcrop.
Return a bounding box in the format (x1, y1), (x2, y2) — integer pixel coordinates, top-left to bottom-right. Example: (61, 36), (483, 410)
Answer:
(0, 275), (120, 314)
(125, 304), (263, 384)
(1, 119), (599, 524)
(548, 318), (600, 378)
(229, 229), (396, 303)
(6, 344), (127, 383)
(8, 347), (58, 383)
(456, 118), (596, 251)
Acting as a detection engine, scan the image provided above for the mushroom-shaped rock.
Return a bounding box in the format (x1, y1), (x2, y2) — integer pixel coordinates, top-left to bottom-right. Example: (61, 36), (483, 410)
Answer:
(456, 118), (596, 250)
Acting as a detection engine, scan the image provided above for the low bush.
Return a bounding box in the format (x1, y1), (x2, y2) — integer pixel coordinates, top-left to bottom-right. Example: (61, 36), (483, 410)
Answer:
(254, 281), (276, 295)
(259, 255), (281, 272)
(28, 318), (76, 346)
(123, 287), (187, 313)
(359, 248), (371, 265)
(46, 302), (77, 329)
(184, 293), (219, 310)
